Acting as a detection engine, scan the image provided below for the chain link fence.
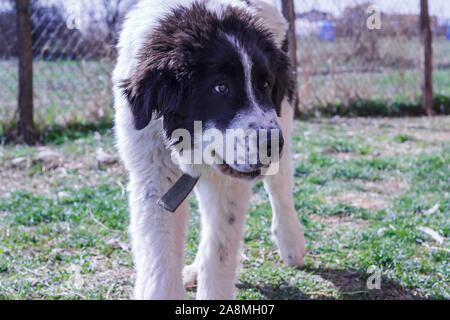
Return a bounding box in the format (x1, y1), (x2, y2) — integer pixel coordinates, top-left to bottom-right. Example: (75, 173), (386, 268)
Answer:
(0, 0), (129, 135)
(0, 1), (18, 127)
(295, 0), (450, 114)
(0, 0), (449, 135)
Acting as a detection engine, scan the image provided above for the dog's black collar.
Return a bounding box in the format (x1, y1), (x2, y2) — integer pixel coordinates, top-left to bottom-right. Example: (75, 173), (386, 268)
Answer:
(157, 174), (200, 213)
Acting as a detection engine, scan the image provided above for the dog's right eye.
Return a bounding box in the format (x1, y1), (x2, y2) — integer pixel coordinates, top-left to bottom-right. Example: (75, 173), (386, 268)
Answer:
(214, 83), (229, 95)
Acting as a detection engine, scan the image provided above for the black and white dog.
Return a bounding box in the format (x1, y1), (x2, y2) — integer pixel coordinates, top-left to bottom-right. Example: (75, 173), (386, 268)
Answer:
(113, 0), (306, 300)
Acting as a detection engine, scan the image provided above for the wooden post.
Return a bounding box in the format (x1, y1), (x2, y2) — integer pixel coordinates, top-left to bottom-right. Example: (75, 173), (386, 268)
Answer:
(281, 0), (301, 118)
(420, 0), (434, 116)
(15, 0), (36, 144)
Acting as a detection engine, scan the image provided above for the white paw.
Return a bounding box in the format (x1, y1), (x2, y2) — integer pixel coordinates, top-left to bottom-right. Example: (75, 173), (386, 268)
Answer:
(182, 264), (198, 288)
(272, 222), (306, 268)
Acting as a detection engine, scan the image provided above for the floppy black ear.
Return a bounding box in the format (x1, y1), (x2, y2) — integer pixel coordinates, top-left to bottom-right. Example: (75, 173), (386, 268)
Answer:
(121, 70), (183, 130)
(271, 53), (295, 116)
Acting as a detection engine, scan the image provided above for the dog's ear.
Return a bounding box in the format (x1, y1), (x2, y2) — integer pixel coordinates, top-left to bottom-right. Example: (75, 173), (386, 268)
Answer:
(271, 52), (295, 116)
(121, 70), (183, 130)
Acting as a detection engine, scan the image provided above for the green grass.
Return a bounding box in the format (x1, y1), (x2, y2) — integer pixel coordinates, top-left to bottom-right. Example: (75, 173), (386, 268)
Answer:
(0, 117), (449, 299)
(299, 94), (450, 119)
(394, 134), (416, 143)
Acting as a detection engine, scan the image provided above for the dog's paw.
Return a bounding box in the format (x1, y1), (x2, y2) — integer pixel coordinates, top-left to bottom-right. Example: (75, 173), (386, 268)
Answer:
(182, 264), (198, 288)
(280, 243), (305, 268)
(273, 222), (306, 268)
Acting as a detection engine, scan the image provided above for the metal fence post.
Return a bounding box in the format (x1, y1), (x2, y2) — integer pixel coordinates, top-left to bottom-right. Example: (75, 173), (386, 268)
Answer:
(281, 0), (301, 118)
(420, 0), (434, 116)
(15, 0), (36, 144)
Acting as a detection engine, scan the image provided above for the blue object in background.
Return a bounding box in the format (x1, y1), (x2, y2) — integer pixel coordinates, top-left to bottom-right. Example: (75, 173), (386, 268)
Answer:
(446, 20), (450, 40)
(319, 20), (335, 42)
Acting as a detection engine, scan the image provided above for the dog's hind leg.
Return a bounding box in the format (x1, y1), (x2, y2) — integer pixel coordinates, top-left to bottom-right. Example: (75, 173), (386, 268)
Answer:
(263, 98), (306, 268)
(192, 173), (252, 300)
(129, 175), (188, 300)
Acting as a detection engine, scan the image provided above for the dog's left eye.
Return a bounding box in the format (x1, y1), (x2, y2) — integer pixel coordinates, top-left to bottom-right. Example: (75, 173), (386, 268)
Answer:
(214, 83), (229, 94)
(263, 81), (271, 89)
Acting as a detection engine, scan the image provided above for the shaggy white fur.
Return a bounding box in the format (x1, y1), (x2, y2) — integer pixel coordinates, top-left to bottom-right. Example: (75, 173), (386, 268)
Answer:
(113, 0), (306, 300)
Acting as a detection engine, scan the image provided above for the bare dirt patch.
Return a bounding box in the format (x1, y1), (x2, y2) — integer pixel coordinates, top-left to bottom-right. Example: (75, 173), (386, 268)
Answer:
(309, 214), (369, 230)
(315, 116), (450, 158)
(326, 191), (390, 210)
(357, 178), (410, 197)
(325, 179), (409, 210)
(0, 146), (126, 198)
(308, 268), (417, 300)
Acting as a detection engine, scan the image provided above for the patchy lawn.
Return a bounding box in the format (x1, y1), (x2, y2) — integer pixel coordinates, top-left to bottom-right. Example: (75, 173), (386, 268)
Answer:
(0, 116), (449, 300)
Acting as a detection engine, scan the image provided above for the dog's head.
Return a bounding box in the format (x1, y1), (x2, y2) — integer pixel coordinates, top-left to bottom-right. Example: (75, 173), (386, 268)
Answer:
(121, 3), (294, 180)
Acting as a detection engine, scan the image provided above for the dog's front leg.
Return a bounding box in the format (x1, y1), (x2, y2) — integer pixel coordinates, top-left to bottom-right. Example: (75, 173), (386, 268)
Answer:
(193, 174), (251, 300)
(129, 178), (188, 300)
(264, 150), (306, 268)
(263, 100), (306, 268)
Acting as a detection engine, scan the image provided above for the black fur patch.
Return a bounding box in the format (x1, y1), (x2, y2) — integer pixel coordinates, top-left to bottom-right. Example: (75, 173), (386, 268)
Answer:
(227, 213), (236, 225)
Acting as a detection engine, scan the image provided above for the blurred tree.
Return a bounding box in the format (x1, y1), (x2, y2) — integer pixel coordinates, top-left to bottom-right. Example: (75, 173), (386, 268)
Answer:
(0, 10), (17, 57)
(337, 3), (380, 64)
(83, 0), (128, 59)
(3, 0), (84, 59)
(103, 0), (124, 42)
(30, 2), (84, 60)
